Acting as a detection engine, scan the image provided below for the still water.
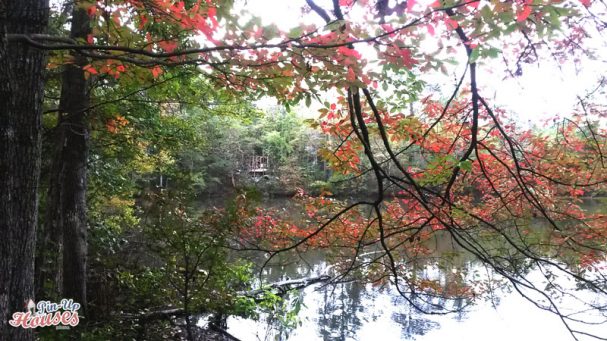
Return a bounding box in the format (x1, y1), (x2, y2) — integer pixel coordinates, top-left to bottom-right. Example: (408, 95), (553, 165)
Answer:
(224, 199), (607, 341)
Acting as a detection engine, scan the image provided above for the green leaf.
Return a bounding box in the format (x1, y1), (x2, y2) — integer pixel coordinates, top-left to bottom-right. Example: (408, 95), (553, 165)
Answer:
(480, 5), (494, 25)
(459, 160), (472, 171)
(485, 47), (501, 58)
(288, 26), (303, 39)
(264, 24), (280, 39)
(469, 48), (480, 64)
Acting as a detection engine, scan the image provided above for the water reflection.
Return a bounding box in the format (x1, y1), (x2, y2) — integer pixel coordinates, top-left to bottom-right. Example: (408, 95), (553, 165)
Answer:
(311, 281), (444, 340)
(317, 282), (363, 340)
(228, 245), (474, 341)
(228, 256), (606, 341)
(225, 199), (607, 340)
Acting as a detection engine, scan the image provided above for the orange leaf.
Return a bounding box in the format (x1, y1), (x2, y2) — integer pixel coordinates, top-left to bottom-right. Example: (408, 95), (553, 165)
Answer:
(106, 119), (117, 133)
(115, 115), (129, 126)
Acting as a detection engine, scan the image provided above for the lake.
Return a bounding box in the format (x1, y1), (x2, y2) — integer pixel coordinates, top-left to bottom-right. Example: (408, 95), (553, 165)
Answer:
(218, 198), (607, 341)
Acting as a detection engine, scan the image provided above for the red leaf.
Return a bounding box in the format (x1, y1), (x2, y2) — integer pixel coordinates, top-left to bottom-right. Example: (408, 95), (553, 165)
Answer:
(138, 15), (149, 30)
(83, 64), (98, 75)
(207, 6), (218, 27)
(516, 5), (532, 22)
(158, 40), (178, 53)
(151, 66), (163, 78)
(172, 1), (185, 13)
(578, 0), (591, 6)
(444, 17), (459, 29)
(399, 48), (416, 69)
(337, 46), (362, 59)
(346, 67), (356, 82)
(112, 12), (121, 26)
(86, 4), (97, 17)
(207, 6), (217, 18)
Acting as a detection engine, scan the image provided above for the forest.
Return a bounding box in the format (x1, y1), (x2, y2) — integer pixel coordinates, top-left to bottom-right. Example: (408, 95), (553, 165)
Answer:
(1, 0), (607, 340)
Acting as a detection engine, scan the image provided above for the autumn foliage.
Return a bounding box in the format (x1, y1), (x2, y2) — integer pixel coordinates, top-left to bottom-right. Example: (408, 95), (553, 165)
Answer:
(9, 0), (607, 338)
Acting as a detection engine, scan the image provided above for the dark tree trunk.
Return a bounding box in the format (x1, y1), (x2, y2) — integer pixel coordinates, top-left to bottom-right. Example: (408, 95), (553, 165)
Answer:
(57, 5), (91, 314)
(35, 121), (65, 300)
(33, 1), (90, 314)
(0, 0), (49, 340)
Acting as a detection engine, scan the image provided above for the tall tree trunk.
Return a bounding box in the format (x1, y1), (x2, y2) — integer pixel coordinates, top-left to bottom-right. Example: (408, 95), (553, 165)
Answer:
(58, 4), (91, 314)
(0, 0), (49, 340)
(34, 0), (75, 302)
(35, 119), (65, 301)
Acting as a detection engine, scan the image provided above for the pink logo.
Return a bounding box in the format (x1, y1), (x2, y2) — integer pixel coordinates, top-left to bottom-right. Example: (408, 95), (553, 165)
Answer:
(9, 299), (80, 329)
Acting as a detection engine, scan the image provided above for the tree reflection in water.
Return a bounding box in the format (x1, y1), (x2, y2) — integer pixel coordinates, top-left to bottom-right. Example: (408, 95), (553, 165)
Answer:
(233, 248), (477, 340)
(226, 200), (607, 341)
(317, 282), (363, 340)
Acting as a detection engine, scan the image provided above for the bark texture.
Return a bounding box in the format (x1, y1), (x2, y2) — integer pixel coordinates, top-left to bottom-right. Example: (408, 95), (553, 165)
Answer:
(0, 0), (49, 339)
(57, 4), (91, 314)
(35, 124), (65, 300)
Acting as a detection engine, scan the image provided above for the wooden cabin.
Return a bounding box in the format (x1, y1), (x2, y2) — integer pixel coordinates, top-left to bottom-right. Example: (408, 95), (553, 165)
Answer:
(248, 155), (269, 177)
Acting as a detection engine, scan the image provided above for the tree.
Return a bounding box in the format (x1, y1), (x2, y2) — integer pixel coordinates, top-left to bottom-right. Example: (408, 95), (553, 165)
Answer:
(234, 1), (607, 338)
(4, 0), (607, 339)
(55, 3), (91, 313)
(0, 0), (49, 340)
(36, 0), (241, 313)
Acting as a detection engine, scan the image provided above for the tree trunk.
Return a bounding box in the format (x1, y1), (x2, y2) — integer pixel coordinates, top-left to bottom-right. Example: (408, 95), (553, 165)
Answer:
(35, 121), (65, 300)
(0, 0), (49, 340)
(34, 2), (90, 310)
(58, 5), (91, 314)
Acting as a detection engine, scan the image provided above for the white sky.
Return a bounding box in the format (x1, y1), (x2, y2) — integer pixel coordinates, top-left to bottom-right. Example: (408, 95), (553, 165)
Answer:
(243, 0), (607, 124)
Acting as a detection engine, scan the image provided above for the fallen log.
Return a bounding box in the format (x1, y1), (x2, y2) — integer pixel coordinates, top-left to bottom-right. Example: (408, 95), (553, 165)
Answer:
(123, 274), (331, 322)
(243, 274), (332, 297)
